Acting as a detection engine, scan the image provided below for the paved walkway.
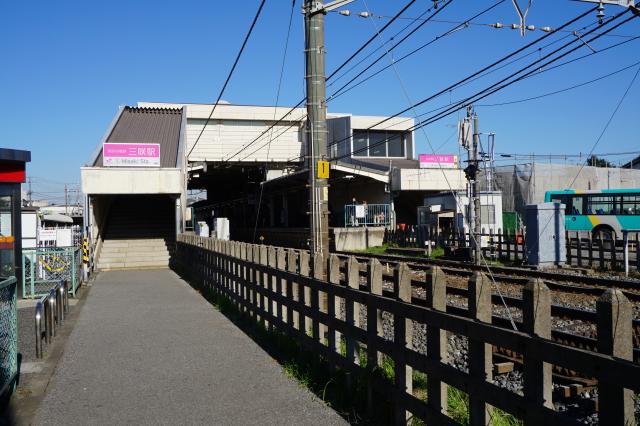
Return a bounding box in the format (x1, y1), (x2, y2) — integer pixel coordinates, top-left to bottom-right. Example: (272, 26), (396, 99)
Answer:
(33, 269), (346, 425)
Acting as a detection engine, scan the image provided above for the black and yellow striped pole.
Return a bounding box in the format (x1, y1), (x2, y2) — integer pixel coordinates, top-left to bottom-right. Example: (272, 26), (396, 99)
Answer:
(82, 237), (89, 281)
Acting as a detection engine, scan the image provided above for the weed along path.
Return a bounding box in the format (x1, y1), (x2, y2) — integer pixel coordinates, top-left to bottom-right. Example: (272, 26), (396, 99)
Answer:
(32, 269), (347, 425)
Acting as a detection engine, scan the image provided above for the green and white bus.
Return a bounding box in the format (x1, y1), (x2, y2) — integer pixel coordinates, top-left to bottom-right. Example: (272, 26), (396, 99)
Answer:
(544, 189), (640, 240)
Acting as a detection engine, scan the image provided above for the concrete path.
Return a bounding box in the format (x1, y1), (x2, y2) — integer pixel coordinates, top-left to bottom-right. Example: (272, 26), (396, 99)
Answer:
(32, 269), (346, 425)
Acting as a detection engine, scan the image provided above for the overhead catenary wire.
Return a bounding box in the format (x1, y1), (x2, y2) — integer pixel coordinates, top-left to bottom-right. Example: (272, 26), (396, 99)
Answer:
(327, 0), (507, 102)
(360, 0), (519, 331)
(187, 0), (267, 159)
(285, 4), (601, 163)
(223, 0), (433, 163)
(253, 0), (297, 243)
(475, 58), (640, 106)
(325, 7), (635, 163)
(566, 64), (640, 189)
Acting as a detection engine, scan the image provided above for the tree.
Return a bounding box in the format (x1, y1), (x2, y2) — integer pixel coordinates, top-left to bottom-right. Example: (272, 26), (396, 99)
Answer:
(586, 155), (614, 168)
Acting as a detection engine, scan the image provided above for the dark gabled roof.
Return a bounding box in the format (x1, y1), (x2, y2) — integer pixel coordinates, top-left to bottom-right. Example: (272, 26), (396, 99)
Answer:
(93, 106), (183, 168)
(622, 155), (640, 169)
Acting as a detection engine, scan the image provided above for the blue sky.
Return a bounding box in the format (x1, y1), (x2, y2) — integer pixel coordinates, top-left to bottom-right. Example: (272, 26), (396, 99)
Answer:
(1, 0), (639, 201)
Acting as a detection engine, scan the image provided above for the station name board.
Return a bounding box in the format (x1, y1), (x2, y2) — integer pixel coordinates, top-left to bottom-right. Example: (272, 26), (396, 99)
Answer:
(103, 143), (160, 167)
(419, 154), (458, 169)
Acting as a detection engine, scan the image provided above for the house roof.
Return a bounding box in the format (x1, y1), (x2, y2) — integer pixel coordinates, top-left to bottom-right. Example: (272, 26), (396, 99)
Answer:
(93, 106), (183, 168)
(622, 155), (640, 169)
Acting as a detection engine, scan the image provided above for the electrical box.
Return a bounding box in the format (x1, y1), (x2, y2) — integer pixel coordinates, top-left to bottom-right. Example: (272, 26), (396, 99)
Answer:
(197, 221), (209, 238)
(213, 218), (230, 241)
(525, 202), (566, 268)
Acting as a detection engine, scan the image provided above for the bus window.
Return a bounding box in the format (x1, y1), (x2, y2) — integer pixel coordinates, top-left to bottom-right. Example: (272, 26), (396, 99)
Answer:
(587, 195), (618, 215)
(570, 195), (584, 215)
(550, 194), (571, 215)
(622, 195), (640, 215)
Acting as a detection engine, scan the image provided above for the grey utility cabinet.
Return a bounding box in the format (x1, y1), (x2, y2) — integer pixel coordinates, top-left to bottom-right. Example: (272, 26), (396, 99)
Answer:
(525, 202), (566, 267)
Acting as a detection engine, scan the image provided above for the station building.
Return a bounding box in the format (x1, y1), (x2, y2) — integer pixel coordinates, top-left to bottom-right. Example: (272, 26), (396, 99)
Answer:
(81, 101), (465, 266)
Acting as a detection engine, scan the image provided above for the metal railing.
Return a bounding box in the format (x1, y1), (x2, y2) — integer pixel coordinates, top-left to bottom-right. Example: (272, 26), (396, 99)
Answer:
(35, 280), (69, 359)
(344, 203), (391, 227)
(22, 247), (82, 298)
(0, 276), (17, 398)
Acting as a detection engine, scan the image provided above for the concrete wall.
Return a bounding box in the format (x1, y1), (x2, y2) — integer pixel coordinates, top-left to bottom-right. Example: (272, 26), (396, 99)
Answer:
(81, 167), (183, 194)
(492, 163), (640, 214)
(332, 227), (385, 251)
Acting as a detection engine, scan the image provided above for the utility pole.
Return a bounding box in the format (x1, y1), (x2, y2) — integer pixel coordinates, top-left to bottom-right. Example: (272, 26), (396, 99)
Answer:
(472, 112), (481, 265)
(65, 184), (68, 215)
(462, 106), (481, 265)
(303, 0), (353, 275)
(27, 177), (32, 207)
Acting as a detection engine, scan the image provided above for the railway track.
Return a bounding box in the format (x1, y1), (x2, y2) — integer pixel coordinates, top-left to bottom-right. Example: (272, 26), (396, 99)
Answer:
(337, 250), (640, 301)
(334, 251), (640, 395)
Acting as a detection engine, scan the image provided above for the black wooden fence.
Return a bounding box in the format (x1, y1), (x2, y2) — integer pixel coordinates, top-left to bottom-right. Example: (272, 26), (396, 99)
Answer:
(174, 235), (640, 425)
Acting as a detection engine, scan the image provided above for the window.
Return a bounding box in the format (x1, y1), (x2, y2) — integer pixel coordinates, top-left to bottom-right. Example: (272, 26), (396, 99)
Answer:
(368, 132), (387, 157)
(352, 130), (405, 158)
(353, 131), (368, 157)
(621, 194), (640, 215)
(586, 195), (619, 215)
(387, 133), (404, 157)
(480, 205), (496, 225)
(570, 196), (584, 215)
(550, 194), (571, 215)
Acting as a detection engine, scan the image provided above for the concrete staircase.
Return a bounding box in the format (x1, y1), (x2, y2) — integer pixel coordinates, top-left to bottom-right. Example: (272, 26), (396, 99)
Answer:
(97, 238), (173, 270)
(97, 195), (175, 270)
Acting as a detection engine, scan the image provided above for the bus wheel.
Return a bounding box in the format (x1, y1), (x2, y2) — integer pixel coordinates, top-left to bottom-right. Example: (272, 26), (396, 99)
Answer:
(593, 227), (615, 250)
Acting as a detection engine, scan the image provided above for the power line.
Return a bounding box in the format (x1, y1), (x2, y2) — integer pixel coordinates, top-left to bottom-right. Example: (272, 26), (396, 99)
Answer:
(327, 0), (505, 102)
(186, 0), (267, 159)
(222, 0), (429, 163)
(406, 10), (637, 133)
(328, 8), (636, 162)
(360, 0), (519, 329)
(476, 58), (640, 107)
(566, 63), (640, 189)
(253, 0), (296, 243)
(285, 4), (600, 162)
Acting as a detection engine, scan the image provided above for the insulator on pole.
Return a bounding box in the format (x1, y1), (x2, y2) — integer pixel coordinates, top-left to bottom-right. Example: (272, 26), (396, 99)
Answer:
(339, 10), (350, 16)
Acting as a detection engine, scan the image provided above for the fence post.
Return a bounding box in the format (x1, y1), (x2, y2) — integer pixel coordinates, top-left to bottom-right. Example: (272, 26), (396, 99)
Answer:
(426, 266), (448, 415)
(258, 245), (269, 327)
(345, 256), (361, 388)
(577, 234), (583, 268)
(287, 249), (299, 331)
(328, 255), (341, 359)
(598, 236), (605, 270)
(506, 230), (511, 262)
(393, 263), (413, 424)
(240, 243), (248, 314)
(367, 258), (383, 417)
(299, 251), (310, 336)
(267, 246), (277, 329)
(468, 271), (493, 426)
(596, 289), (634, 425)
(253, 244), (262, 324)
(312, 254), (325, 343)
(277, 248), (287, 325)
(522, 278), (553, 422)
(610, 236), (617, 270)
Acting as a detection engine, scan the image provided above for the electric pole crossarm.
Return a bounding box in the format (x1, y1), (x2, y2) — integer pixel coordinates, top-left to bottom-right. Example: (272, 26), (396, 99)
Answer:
(308, 0), (355, 14)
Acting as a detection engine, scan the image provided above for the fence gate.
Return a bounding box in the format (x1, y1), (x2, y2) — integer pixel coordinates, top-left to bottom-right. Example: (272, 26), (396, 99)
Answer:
(0, 277), (17, 398)
(21, 247), (82, 298)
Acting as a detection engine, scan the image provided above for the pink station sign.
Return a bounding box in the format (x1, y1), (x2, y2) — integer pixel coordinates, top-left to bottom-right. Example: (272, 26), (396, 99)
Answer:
(419, 154), (458, 169)
(103, 143), (161, 167)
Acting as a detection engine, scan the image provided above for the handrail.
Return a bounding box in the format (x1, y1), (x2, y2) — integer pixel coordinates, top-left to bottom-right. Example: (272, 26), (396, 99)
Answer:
(35, 280), (69, 359)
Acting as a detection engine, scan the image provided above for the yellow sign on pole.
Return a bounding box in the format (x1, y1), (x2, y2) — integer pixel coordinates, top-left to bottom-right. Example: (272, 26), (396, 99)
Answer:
(317, 160), (330, 179)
